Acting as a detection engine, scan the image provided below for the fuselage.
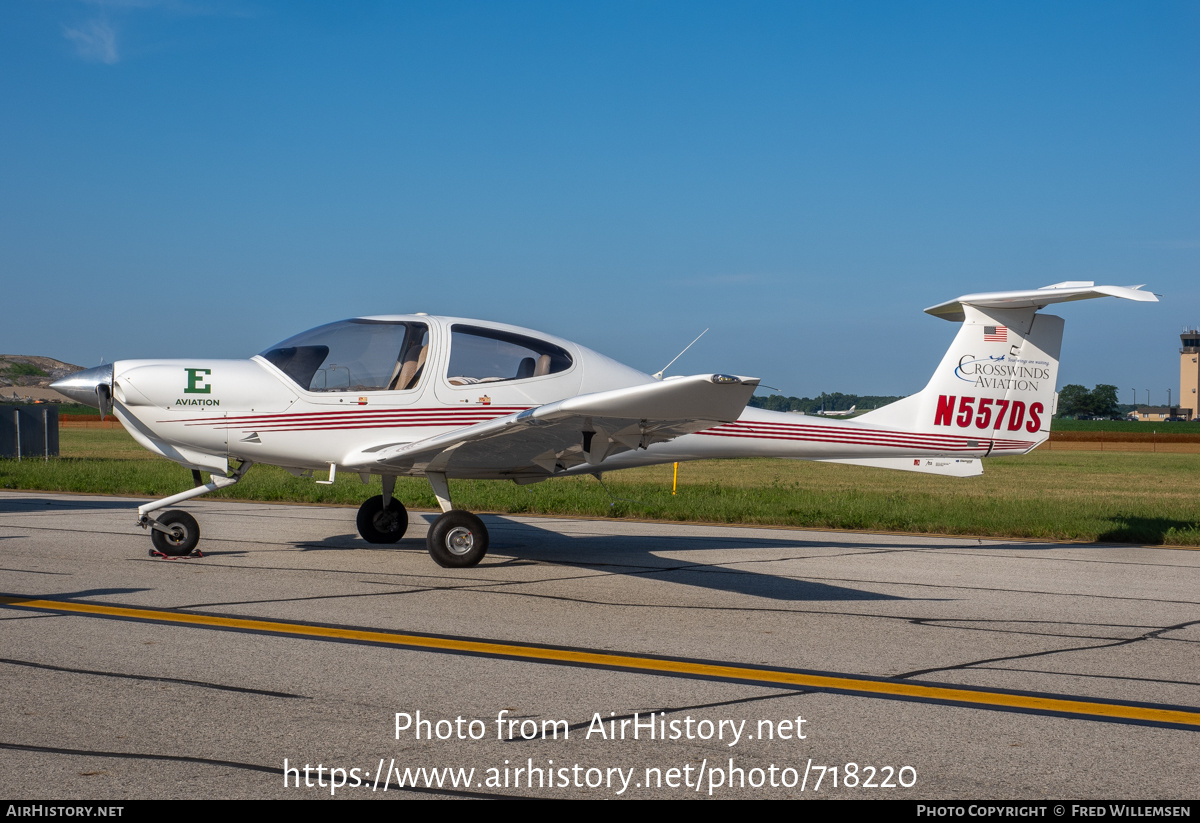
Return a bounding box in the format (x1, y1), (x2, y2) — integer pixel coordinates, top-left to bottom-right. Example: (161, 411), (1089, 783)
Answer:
(65, 313), (1035, 480)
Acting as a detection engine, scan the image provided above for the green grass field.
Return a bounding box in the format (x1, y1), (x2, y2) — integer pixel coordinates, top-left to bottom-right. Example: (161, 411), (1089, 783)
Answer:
(3, 428), (1198, 546)
(1051, 418), (1200, 433)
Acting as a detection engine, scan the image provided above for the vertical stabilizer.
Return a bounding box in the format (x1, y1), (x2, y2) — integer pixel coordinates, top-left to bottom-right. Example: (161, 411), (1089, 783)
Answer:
(856, 283), (1155, 451)
(858, 305), (1061, 451)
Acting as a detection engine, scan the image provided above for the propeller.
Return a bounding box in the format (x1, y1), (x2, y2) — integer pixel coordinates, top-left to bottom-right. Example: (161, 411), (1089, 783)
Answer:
(96, 382), (113, 421)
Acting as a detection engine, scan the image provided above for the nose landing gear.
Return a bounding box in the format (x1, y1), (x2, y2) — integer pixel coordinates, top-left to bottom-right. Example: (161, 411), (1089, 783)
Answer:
(137, 461), (253, 558)
(148, 510), (200, 557)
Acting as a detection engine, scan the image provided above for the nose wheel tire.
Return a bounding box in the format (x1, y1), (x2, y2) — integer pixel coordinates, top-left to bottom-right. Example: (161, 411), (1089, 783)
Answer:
(357, 495), (409, 543)
(427, 510), (489, 568)
(149, 510), (200, 557)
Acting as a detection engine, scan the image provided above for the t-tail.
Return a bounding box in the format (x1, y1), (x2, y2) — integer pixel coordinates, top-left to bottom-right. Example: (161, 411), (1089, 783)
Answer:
(855, 282), (1157, 455)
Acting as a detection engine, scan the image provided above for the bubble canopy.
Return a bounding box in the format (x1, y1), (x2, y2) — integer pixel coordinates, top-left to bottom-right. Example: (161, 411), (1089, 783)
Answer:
(258, 319), (428, 392)
(256, 317), (576, 393)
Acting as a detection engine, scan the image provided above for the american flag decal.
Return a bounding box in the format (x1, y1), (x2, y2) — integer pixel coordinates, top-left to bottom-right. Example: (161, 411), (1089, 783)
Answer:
(983, 325), (1008, 342)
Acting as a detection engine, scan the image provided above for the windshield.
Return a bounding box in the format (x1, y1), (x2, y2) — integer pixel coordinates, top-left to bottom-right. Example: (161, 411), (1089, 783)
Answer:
(259, 319), (429, 392)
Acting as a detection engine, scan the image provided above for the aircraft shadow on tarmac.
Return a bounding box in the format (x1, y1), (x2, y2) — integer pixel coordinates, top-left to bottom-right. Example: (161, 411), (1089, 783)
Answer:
(488, 517), (922, 602)
(40, 587), (154, 600)
(0, 496), (138, 513)
(252, 513), (1129, 603)
(293, 516), (921, 602)
(6, 497), (1148, 602)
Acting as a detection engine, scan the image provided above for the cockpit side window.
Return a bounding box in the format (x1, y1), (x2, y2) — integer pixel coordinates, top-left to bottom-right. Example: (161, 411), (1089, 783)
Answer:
(259, 320), (429, 392)
(446, 325), (573, 385)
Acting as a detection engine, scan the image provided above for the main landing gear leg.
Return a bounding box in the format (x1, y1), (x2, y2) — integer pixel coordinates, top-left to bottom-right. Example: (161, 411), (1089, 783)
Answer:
(424, 471), (489, 568)
(137, 461), (254, 557)
(356, 475), (409, 543)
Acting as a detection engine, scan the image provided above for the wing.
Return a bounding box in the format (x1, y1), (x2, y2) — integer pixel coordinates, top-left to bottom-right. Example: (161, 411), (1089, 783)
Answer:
(342, 373), (759, 480)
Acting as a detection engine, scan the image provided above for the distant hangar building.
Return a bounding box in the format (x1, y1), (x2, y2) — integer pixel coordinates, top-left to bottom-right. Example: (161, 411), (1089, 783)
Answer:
(1127, 328), (1198, 421)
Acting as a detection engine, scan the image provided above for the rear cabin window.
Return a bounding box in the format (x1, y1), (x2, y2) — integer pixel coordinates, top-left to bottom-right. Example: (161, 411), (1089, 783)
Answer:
(445, 325), (572, 385)
(259, 320), (429, 392)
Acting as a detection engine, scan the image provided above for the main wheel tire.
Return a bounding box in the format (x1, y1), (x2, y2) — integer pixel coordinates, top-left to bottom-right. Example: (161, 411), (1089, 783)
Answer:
(150, 510), (200, 557)
(427, 510), (489, 568)
(356, 495), (409, 543)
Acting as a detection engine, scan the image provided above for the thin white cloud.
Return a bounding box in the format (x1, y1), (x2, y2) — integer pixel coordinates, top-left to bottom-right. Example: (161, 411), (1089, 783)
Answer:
(60, 0), (246, 64)
(64, 18), (119, 64)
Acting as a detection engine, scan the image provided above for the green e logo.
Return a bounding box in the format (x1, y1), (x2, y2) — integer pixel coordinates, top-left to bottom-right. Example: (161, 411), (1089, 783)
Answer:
(184, 368), (212, 394)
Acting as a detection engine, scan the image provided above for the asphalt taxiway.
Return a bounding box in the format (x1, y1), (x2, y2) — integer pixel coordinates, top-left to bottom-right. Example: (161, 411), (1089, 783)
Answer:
(1, 491), (1197, 799)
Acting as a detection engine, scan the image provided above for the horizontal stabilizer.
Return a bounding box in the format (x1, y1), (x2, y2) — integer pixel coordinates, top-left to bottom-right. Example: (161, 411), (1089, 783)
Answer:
(925, 282), (1158, 322)
(814, 456), (983, 477)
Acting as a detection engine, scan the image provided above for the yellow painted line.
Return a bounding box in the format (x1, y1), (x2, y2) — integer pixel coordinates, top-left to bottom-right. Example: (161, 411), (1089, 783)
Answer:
(5, 595), (1199, 729)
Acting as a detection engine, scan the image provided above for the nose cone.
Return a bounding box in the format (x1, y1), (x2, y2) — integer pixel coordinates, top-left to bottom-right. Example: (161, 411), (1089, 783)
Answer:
(51, 364), (114, 408)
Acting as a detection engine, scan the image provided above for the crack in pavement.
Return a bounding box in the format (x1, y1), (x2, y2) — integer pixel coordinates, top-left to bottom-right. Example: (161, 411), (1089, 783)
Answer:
(0, 742), (518, 799)
(896, 619), (1200, 680)
(0, 657), (309, 699)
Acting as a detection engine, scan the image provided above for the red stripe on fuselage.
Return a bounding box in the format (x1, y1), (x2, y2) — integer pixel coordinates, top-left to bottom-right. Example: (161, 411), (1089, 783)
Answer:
(158, 406), (530, 431)
(698, 420), (1035, 453)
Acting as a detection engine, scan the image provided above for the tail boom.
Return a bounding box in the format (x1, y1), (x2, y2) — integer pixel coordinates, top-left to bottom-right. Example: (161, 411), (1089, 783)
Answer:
(592, 283), (1153, 477)
(643, 282), (1155, 475)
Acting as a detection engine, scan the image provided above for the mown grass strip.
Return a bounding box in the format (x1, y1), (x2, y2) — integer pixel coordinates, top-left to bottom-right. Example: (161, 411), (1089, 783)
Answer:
(1051, 419), (1200, 434)
(2, 428), (1199, 546)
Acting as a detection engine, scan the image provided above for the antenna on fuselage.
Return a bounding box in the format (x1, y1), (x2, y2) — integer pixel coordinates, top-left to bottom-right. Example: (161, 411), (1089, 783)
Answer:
(653, 328), (709, 380)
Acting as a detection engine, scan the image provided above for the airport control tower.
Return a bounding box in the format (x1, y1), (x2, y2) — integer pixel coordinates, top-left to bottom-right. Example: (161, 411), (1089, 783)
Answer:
(1182, 328), (1200, 419)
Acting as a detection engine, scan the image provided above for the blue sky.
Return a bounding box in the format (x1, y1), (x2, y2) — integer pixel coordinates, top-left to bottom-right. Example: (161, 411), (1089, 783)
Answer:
(3, 1), (1197, 406)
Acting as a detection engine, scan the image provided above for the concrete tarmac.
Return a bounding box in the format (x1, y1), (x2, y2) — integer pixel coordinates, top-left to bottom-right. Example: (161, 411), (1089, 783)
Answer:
(1, 490), (1197, 800)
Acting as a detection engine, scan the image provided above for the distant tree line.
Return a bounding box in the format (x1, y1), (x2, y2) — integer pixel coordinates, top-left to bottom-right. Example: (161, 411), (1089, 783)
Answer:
(751, 385), (1142, 419)
(748, 392), (903, 414)
(1055, 384), (1120, 418)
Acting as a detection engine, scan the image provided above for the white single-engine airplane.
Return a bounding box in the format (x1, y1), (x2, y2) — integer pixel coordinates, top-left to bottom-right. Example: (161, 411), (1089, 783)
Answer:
(815, 404), (856, 417)
(53, 282), (1155, 567)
